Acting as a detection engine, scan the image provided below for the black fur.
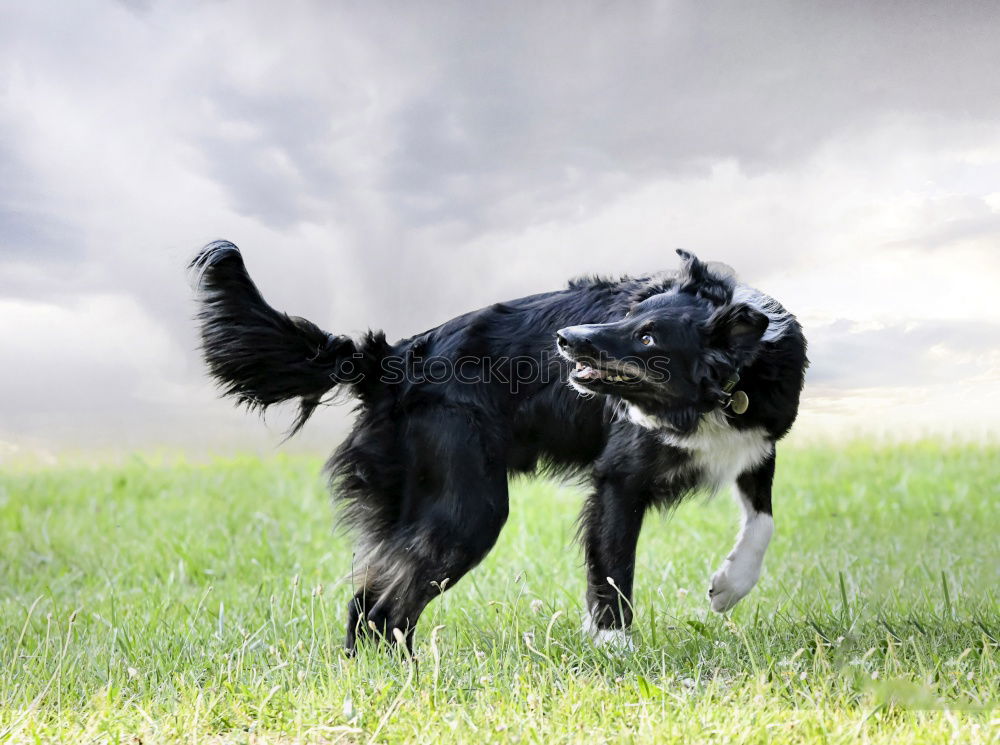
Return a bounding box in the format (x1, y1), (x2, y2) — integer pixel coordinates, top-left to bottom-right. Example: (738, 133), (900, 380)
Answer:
(190, 243), (807, 652)
(189, 242), (390, 435)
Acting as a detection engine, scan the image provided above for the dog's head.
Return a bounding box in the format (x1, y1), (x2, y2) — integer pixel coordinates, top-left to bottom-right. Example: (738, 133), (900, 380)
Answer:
(556, 250), (768, 433)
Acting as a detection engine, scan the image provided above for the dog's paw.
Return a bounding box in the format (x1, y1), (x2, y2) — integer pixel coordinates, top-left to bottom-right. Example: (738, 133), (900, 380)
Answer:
(589, 627), (636, 651)
(582, 609), (636, 651)
(708, 556), (760, 613)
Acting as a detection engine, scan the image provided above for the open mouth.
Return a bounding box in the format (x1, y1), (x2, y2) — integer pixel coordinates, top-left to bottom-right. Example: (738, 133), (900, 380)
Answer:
(570, 360), (642, 385)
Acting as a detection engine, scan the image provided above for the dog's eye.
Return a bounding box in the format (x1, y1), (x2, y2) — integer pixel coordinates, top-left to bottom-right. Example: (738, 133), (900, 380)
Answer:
(640, 333), (655, 346)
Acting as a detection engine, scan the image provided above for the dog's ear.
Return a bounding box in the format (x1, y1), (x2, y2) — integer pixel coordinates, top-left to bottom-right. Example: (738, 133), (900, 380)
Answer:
(705, 303), (768, 356)
(676, 249), (709, 285)
(676, 249), (734, 304)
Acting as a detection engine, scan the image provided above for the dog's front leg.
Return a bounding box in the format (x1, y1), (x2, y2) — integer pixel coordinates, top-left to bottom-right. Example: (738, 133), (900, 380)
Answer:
(709, 452), (776, 613)
(581, 480), (650, 650)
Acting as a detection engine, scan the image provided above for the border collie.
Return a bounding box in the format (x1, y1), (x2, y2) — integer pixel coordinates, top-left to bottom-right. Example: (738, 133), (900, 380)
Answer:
(190, 243), (807, 652)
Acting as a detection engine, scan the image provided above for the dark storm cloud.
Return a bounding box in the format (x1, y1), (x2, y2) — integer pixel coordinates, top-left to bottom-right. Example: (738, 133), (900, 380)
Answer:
(193, 86), (346, 229)
(2, 0), (1000, 449)
(191, 0), (1000, 232)
(149, 0), (1000, 330)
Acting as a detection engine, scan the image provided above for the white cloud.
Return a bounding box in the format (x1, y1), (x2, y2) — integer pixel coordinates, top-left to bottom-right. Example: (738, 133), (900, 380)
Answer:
(0, 294), (179, 420)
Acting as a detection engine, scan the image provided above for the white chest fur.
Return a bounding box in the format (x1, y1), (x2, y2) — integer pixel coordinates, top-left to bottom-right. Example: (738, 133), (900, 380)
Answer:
(656, 410), (773, 490)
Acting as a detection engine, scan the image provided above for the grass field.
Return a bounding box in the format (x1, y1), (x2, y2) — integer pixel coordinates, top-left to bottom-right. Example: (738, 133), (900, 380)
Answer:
(1, 442), (997, 744)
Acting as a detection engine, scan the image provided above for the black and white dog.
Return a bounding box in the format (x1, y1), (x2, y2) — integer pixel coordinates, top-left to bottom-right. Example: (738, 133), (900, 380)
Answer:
(190, 243), (807, 652)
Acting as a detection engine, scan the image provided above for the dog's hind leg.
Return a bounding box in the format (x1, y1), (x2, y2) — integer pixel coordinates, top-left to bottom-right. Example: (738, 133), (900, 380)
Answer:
(708, 452), (776, 613)
(344, 583), (382, 656)
(345, 413), (509, 654)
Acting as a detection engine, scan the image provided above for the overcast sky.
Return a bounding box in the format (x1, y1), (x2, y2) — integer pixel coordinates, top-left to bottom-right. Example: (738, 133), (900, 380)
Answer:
(2, 0), (1000, 458)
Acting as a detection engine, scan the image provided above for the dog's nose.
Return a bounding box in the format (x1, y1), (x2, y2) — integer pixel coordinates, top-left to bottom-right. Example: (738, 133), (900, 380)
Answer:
(556, 326), (594, 352)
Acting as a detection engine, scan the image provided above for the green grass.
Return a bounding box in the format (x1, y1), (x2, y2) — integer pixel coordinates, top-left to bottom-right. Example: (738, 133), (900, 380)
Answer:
(1, 443), (998, 743)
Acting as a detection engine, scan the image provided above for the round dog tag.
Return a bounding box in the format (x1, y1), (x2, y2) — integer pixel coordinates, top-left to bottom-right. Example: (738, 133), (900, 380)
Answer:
(731, 390), (749, 415)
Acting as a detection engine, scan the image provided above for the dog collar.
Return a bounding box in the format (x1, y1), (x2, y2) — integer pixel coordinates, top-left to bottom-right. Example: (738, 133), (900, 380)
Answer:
(721, 373), (749, 415)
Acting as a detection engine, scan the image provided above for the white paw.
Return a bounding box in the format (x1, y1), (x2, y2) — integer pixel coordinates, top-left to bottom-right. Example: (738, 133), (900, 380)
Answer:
(582, 609), (636, 651)
(708, 555), (760, 613)
(590, 627), (636, 651)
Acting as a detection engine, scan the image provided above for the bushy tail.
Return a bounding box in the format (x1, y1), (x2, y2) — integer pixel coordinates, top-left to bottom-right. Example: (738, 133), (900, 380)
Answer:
(189, 241), (386, 436)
